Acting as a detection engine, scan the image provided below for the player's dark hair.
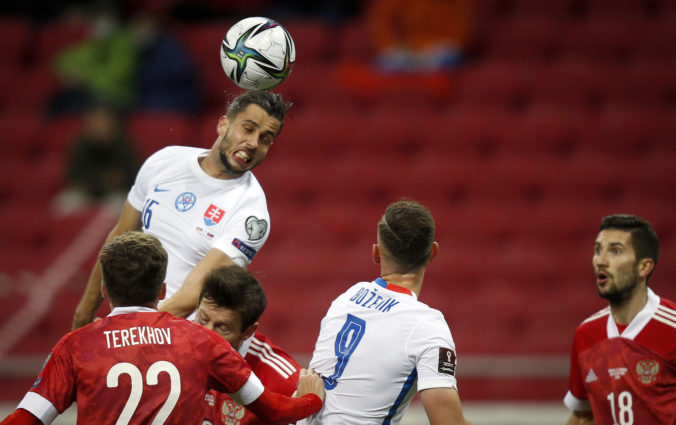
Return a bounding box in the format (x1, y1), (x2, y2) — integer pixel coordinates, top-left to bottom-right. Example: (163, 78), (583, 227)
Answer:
(99, 231), (167, 306)
(378, 199), (436, 271)
(600, 214), (659, 280)
(226, 91), (292, 134)
(199, 265), (267, 332)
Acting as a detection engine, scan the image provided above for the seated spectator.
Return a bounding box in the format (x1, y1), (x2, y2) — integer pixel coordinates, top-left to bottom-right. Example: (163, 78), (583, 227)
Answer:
(52, 102), (138, 215)
(46, 6), (139, 116)
(368, 0), (475, 71)
(131, 13), (201, 114)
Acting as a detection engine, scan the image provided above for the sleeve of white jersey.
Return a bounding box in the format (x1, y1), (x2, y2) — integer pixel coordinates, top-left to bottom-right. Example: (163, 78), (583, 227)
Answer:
(127, 149), (164, 211)
(210, 204), (270, 267)
(409, 311), (459, 391)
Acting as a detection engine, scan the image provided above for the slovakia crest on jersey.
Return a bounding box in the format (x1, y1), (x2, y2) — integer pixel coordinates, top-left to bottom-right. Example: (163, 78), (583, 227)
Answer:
(204, 204), (225, 226)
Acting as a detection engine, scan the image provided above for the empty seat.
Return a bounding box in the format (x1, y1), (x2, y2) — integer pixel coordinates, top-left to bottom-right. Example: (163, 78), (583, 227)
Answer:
(483, 15), (565, 61)
(529, 60), (611, 108)
(560, 16), (646, 63)
(501, 104), (585, 157)
(450, 61), (534, 109)
(0, 18), (30, 67)
(127, 112), (193, 160)
(34, 20), (89, 67)
(282, 19), (332, 63)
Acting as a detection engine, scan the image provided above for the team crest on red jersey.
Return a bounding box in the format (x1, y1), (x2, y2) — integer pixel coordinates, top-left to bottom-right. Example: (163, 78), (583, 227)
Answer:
(204, 204), (226, 226)
(636, 358), (660, 384)
(220, 398), (246, 424)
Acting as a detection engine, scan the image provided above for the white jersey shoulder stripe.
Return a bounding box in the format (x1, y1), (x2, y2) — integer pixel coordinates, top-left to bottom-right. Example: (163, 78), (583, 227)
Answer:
(249, 337), (297, 377)
(582, 307), (610, 324)
(653, 314), (676, 330)
(654, 309), (676, 330)
(657, 305), (676, 321)
(250, 338), (296, 374)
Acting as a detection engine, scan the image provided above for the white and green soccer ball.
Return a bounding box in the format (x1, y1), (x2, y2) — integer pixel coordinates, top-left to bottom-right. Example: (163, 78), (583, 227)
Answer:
(221, 17), (296, 90)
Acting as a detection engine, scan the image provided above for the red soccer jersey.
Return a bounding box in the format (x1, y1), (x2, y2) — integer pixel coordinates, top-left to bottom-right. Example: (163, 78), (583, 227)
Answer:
(204, 331), (301, 425)
(565, 289), (676, 424)
(18, 307), (258, 425)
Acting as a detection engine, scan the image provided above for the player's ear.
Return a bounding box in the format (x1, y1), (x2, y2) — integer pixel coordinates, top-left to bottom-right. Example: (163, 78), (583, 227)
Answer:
(372, 244), (381, 264)
(243, 322), (258, 340)
(217, 115), (230, 136)
(637, 258), (654, 279)
(100, 282), (108, 299)
(158, 283), (167, 301)
(428, 242), (439, 262)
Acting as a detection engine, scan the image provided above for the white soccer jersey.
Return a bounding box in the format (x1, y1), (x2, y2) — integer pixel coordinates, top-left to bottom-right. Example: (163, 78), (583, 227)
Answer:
(299, 278), (458, 425)
(128, 146), (270, 309)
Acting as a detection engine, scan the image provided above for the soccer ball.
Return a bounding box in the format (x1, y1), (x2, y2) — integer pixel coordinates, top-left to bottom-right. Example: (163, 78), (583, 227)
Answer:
(220, 17), (296, 90)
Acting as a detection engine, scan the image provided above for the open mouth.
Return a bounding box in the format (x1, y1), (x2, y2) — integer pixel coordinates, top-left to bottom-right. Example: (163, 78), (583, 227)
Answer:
(234, 150), (252, 164)
(596, 271), (609, 285)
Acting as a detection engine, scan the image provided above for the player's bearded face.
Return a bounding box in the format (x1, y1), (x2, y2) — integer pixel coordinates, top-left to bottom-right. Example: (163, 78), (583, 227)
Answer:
(593, 230), (640, 305)
(216, 105), (278, 177)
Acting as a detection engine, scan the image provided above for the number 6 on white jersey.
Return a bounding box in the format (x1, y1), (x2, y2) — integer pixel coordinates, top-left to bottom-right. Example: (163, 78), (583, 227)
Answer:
(106, 361), (181, 425)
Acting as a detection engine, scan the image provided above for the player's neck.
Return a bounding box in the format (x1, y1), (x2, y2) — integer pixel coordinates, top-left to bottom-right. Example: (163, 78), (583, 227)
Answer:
(609, 285), (648, 325)
(199, 152), (241, 180)
(380, 271), (424, 296)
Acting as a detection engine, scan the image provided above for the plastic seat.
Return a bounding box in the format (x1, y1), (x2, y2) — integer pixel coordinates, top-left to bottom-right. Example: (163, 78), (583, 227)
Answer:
(0, 18), (30, 67)
(502, 104), (585, 157)
(282, 19), (332, 63)
(450, 61), (534, 109)
(560, 16), (645, 63)
(576, 105), (674, 157)
(0, 112), (44, 160)
(484, 15), (565, 61)
(127, 112), (192, 160)
(35, 20), (89, 67)
(606, 62), (676, 107)
(335, 19), (374, 64)
(530, 60), (611, 108)
(423, 106), (517, 158)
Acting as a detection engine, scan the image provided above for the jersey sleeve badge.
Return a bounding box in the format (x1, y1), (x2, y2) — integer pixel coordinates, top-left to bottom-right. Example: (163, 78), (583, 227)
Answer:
(438, 347), (457, 376)
(245, 216), (267, 241)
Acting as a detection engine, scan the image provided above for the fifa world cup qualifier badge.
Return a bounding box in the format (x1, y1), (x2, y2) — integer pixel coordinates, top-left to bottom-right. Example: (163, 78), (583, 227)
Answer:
(438, 347), (457, 376)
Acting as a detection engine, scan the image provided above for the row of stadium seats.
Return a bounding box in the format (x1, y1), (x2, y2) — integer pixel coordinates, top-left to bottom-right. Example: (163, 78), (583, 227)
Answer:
(5, 100), (673, 161)
(1, 58), (673, 114)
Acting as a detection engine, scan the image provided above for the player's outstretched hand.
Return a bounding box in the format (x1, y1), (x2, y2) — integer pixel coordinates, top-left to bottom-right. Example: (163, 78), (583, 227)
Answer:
(295, 368), (325, 402)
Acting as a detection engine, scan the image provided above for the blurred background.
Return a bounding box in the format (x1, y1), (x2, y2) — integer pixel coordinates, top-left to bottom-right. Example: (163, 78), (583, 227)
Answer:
(0, 0), (675, 422)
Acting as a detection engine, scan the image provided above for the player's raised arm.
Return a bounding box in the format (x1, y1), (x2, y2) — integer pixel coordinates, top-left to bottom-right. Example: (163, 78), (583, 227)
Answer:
(158, 248), (237, 318)
(71, 201), (142, 329)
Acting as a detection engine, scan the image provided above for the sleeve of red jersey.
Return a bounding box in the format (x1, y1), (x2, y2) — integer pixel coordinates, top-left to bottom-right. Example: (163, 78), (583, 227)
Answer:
(207, 331), (321, 422)
(245, 388), (322, 423)
(564, 329), (591, 412)
(0, 409), (43, 425)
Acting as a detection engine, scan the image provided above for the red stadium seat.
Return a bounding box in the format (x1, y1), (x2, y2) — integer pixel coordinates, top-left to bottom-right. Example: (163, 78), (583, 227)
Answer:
(450, 61), (534, 109)
(483, 15), (565, 61)
(605, 62), (676, 107)
(560, 16), (645, 63)
(529, 60), (611, 108)
(501, 104), (586, 157)
(0, 18), (30, 67)
(0, 112), (44, 160)
(34, 19), (89, 67)
(335, 19), (374, 64)
(282, 19), (332, 64)
(127, 112), (193, 160)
